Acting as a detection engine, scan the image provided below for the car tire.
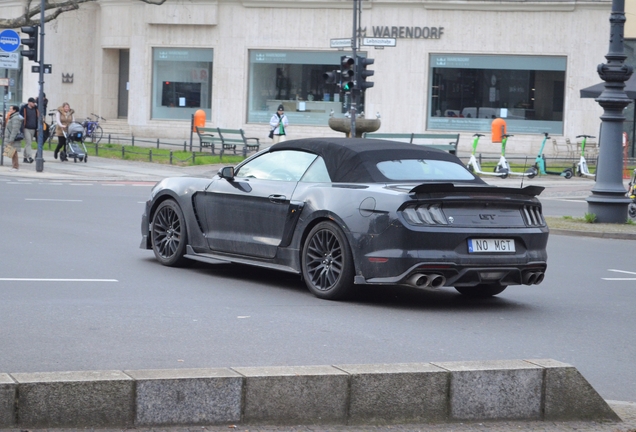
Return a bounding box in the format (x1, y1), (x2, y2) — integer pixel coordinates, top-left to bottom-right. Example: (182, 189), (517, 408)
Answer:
(302, 221), (355, 300)
(454, 283), (507, 298)
(151, 200), (190, 267)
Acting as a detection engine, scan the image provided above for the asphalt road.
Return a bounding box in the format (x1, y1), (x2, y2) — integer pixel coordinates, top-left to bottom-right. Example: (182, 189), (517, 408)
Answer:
(0, 177), (634, 404)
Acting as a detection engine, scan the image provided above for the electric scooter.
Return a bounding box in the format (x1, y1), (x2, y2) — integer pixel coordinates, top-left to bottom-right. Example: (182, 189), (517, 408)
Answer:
(575, 134), (597, 179)
(628, 168), (636, 221)
(466, 133), (508, 178)
(531, 132), (573, 179)
(496, 134), (537, 178)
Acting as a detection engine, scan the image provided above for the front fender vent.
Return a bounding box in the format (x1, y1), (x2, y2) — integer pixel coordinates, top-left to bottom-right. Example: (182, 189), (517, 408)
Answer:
(522, 205), (545, 227)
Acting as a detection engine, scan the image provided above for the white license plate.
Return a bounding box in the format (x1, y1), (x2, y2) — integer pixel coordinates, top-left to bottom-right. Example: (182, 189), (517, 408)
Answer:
(468, 238), (515, 253)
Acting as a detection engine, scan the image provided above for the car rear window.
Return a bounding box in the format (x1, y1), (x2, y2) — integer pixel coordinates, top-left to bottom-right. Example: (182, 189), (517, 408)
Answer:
(376, 159), (475, 181)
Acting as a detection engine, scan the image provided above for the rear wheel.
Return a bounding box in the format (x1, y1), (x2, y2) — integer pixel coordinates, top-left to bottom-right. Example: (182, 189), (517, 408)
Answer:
(302, 221), (355, 300)
(86, 125), (103, 144)
(563, 169), (573, 179)
(455, 283), (507, 298)
(151, 200), (190, 267)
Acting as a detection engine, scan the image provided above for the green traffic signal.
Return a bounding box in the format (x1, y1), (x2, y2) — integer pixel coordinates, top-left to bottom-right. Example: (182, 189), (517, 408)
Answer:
(340, 55), (355, 94)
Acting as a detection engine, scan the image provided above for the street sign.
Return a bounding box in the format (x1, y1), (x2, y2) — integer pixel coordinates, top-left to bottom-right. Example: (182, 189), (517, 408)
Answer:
(0, 52), (20, 69)
(32, 64), (52, 74)
(0, 78), (9, 87)
(362, 37), (396, 47)
(330, 38), (352, 49)
(0, 29), (21, 53)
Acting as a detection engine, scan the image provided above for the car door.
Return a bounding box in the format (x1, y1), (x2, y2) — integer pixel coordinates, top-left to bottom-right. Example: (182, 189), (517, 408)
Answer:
(199, 150), (318, 259)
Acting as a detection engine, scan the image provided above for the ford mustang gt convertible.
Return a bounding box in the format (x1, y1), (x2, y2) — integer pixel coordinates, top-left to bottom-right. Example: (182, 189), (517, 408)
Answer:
(140, 137), (548, 300)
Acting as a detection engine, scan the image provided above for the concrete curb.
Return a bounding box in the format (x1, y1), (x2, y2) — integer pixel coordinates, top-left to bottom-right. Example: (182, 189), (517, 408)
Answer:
(550, 228), (636, 240)
(0, 359), (619, 428)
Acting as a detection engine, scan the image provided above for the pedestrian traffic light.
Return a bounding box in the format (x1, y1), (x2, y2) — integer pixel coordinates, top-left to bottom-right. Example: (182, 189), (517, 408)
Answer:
(340, 55), (355, 93)
(20, 26), (39, 63)
(323, 69), (341, 86)
(357, 56), (374, 91)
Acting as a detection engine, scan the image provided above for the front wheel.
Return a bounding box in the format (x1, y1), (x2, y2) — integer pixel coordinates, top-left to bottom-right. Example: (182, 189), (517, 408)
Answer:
(628, 203), (636, 221)
(563, 169), (573, 179)
(151, 200), (190, 267)
(302, 221), (355, 300)
(526, 167), (537, 179)
(455, 283), (507, 298)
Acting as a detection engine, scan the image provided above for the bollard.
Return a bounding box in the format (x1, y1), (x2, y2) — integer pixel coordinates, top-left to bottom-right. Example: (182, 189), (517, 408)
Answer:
(170, 150), (173, 165)
(108, 134), (111, 144)
(132, 136), (135, 147)
(149, 150), (152, 163)
(156, 139), (160, 149)
(121, 147), (125, 158)
(192, 152), (196, 164)
(183, 141), (187, 152)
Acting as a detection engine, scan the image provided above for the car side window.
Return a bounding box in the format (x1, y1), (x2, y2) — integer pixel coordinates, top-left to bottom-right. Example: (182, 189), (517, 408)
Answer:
(300, 156), (331, 183)
(235, 150), (317, 181)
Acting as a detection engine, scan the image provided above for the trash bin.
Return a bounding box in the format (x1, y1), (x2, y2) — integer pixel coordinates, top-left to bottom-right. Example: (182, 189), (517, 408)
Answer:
(491, 118), (507, 143)
(193, 109), (206, 132)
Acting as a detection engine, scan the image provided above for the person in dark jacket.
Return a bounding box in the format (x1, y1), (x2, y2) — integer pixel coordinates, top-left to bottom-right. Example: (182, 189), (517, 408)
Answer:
(20, 98), (39, 163)
(3, 105), (23, 171)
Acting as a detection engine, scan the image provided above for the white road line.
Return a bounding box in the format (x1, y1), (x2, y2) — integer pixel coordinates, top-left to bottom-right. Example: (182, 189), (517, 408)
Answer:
(602, 269), (636, 281)
(25, 198), (82, 202)
(0, 278), (118, 282)
(69, 183), (93, 186)
(102, 184), (125, 187)
(608, 269), (636, 275)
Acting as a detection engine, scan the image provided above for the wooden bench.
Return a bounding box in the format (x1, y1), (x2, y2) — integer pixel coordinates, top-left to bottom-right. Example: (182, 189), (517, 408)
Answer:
(196, 127), (260, 157)
(217, 128), (261, 157)
(362, 132), (460, 155)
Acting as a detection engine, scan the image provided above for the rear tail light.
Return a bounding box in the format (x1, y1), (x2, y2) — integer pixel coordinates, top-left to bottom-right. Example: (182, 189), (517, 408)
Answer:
(402, 204), (448, 226)
(522, 205), (545, 227)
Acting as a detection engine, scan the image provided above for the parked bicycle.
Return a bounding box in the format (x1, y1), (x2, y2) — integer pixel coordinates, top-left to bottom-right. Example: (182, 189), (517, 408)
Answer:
(83, 113), (105, 144)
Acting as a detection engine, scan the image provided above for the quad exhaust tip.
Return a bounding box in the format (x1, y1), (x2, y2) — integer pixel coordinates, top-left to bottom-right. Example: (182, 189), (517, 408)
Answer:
(407, 273), (446, 290)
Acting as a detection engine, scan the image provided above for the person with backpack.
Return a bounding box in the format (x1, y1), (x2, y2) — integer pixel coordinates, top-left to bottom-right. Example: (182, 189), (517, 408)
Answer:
(20, 98), (39, 163)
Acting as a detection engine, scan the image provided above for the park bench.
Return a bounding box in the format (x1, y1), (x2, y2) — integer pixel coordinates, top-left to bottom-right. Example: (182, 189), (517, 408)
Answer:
(362, 132), (460, 155)
(195, 127), (260, 157)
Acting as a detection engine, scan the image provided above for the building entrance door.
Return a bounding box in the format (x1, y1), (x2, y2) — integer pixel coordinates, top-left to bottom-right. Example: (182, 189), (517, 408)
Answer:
(118, 49), (129, 118)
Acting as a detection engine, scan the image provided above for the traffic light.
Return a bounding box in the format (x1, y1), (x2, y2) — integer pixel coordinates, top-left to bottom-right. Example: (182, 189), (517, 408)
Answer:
(20, 26), (39, 63)
(323, 69), (341, 86)
(357, 56), (374, 91)
(340, 55), (355, 93)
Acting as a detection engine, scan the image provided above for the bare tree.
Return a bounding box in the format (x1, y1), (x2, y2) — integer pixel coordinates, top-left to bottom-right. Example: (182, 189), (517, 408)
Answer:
(0, 0), (167, 29)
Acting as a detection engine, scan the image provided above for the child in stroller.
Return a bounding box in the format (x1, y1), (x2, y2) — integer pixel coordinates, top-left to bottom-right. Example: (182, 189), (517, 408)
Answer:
(60, 122), (88, 162)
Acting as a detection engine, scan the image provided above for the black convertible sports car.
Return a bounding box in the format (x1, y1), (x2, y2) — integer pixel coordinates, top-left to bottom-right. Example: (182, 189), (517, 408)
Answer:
(140, 137), (548, 300)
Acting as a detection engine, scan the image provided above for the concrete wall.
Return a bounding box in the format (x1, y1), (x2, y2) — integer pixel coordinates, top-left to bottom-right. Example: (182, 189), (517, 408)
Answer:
(0, 359), (618, 428)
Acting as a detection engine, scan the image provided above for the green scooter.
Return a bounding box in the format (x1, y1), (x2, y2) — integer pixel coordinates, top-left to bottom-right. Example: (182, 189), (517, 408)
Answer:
(531, 132), (573, 179)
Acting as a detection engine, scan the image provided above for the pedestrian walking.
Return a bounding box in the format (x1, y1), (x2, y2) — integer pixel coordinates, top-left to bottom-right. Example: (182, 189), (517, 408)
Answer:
(269, 104), (289, 143)
(3, 105), (24, 171)
(19, 97), (39, 163)
(54, 102), (74, 161)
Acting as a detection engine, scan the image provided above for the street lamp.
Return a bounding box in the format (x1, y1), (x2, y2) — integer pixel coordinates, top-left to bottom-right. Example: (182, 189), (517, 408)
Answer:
(587, 0), (633, 223)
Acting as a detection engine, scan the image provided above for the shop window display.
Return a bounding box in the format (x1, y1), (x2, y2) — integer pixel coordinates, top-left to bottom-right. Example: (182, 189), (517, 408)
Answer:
(152, 48), (213, 120)
(428, 54), (566, 134)
(247, 50), (367, 126)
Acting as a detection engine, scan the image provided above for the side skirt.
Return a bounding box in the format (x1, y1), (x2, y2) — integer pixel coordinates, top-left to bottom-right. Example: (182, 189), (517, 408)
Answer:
(185, 246), (300, 274)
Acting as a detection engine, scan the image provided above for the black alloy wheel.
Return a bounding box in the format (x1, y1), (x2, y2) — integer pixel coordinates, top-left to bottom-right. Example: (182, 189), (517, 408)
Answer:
(302, 221), (354, 300)
(455, 283), (507, 298)
(151, 200), (190, 267)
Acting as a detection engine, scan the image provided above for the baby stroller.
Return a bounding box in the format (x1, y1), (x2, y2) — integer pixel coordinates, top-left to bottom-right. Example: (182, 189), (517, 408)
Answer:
(61, 122), (88, 163)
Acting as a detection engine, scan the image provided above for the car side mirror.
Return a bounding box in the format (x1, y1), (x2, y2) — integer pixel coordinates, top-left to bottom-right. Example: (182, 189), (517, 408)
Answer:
(219, 166), (235, 180)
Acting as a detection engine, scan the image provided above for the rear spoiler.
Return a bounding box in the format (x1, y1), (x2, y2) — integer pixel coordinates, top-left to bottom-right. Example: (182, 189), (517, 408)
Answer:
(409, 183), (544, 197)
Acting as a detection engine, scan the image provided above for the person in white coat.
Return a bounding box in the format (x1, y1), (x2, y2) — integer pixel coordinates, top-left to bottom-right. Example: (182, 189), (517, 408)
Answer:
(269, 104), (289, 143)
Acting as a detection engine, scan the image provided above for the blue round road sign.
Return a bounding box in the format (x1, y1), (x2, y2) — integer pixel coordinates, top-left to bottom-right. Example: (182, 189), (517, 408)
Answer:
(0, 29), (21, 53)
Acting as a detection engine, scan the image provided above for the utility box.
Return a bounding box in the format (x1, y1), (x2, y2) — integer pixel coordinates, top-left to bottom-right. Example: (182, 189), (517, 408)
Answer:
(491, 118), (507, 143)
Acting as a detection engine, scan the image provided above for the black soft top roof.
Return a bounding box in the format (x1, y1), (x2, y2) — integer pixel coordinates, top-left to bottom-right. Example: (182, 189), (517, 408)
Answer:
(270, 137), (477, 183)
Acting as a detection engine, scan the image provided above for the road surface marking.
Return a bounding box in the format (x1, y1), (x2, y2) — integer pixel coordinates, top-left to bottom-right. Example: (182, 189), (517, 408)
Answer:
(0, 278), (118, 282)
(25, 198), (82, 202)
(602, 269), (636, 281)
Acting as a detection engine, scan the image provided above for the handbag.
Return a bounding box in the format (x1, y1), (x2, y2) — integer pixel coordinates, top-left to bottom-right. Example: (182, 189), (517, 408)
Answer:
(14, 132), (24, 141)
(3, 144), (16, 158)
(268, 129), (274, 139)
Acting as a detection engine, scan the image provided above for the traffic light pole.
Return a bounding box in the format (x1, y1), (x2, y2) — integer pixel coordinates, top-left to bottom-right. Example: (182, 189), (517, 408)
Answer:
(349, 0), (359, 138)
(35, 0), (45, 172)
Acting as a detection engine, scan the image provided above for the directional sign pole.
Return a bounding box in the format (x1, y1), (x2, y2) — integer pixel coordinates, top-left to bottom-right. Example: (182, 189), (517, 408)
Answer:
(35, 0), (45, 172)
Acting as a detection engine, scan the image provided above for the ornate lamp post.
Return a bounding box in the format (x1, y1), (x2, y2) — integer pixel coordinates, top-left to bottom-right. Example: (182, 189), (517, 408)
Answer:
(587, 0), (633, 223)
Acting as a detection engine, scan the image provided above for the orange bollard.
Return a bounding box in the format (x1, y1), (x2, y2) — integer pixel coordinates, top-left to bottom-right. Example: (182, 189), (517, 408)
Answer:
(193, 109), (206, 132)
(491, 118), (507, 143)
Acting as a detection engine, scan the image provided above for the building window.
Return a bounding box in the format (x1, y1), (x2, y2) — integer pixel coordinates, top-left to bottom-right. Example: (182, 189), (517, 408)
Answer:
(247, 50), (366, 126)
(428, 54), (566, 134)
(151, 48), (213, 120)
